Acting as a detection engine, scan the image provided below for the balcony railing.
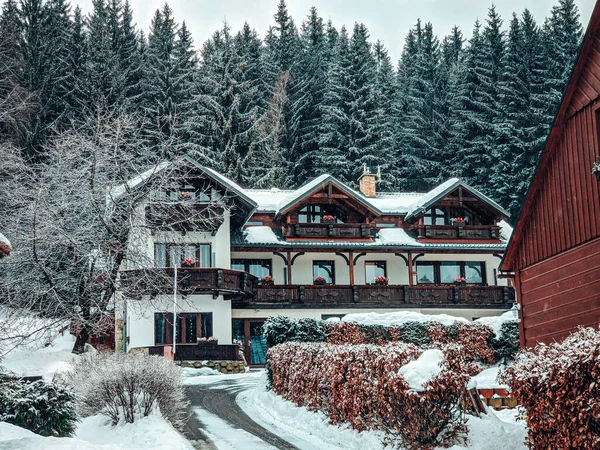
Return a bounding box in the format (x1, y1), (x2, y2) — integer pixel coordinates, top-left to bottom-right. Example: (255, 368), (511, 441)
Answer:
(417, 225), (500, 240)
(120, 267), (257, 299)
(234, 284), (514, 309)
(285, 223), (373, 239)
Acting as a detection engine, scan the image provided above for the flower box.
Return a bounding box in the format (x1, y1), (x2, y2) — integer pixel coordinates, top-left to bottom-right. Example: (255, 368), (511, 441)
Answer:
(260, 276), (274, 286)
(454, 277), (467, 285)
(323, 215), (336, 224)
(452, 217), (465, 225)
(375, 276), (388, 286)
(181, 257), (196, 267)
(314, 276), (328, 286)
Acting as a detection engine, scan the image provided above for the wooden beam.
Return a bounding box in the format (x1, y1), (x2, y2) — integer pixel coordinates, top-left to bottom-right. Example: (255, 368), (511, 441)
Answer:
(349, 251), (355, 285)
(286, 251), (292, 285)
(407, 251), (414, 286)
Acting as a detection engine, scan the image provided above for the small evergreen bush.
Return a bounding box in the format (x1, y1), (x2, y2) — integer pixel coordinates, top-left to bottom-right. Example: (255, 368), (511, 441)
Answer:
(491, 321), (520, 363)
(0, 378), (77, 437)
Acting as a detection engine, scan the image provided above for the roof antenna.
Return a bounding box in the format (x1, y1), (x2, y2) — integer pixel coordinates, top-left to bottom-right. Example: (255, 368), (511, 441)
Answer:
(377, 166), (382, 182)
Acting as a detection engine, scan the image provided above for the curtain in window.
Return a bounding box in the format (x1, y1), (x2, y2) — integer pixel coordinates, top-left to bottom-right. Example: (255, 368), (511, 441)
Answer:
(155, 314), (167, 344)
(199, 244), (211, 267)
(155, 244), (167, 267)
(185, 315), (197, 343)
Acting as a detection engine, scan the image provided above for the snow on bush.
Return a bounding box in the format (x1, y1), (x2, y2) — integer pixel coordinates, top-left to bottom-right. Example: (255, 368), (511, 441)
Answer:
(70, 352), (188, 429)
(268, 342), (471, 449)
(500, 326), (600, 449)
(0, 377), (77, 437)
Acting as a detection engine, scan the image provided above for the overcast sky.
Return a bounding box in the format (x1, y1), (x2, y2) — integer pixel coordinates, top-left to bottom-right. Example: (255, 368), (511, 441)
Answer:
(73, 0), (595, 63)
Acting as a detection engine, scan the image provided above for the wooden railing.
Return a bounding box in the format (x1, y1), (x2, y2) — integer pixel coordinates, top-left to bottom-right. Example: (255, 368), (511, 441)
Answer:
(234, 284), (515, 309)
(120, 268), (257, 299)
(417, 225), (500, 240)
(284, 223), (373, 239)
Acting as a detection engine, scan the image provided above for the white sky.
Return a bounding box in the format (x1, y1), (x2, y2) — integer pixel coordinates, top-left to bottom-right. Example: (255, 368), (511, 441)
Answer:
(72, 0), (595, 63)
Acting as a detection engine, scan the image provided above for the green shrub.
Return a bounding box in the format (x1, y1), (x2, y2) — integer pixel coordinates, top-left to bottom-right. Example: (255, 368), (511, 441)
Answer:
(491, 321), (520, 363)
(0, 379), (77, 437)
(399, 322), (431, 346)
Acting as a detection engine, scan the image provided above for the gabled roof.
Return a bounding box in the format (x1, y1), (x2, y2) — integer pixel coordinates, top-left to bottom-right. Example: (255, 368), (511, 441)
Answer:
(273, 174), (383, 217)
(501, 2), (600, 271)
(404, 178), (509, 222)
(107, 155), (258, 224)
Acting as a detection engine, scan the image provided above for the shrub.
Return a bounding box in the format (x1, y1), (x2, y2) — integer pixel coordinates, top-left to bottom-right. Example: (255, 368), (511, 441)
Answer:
(0, 378), (77, 437)
(268, 342), (469, 449)
(70, 352), (188, 428)
(500, 326), (600, 449)
(491, 321), (520, 363)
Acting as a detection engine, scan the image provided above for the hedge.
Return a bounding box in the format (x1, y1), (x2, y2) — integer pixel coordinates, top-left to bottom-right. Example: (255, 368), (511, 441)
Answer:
(500, 326), (600, 449)
(262, 315), (517, 364)
(268, 342), (470, 449)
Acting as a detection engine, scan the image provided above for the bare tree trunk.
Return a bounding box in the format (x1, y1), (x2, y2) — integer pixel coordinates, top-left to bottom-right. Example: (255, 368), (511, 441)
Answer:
(72, 326), (90, 354)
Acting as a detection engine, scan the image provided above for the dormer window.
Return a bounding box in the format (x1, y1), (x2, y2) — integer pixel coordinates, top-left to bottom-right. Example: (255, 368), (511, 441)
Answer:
(298, 205), (347, 224)
(423, 208), (446, 225)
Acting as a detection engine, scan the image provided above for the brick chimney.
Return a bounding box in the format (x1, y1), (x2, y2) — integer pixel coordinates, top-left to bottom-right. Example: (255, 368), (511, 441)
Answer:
(359, 165), (377, 197)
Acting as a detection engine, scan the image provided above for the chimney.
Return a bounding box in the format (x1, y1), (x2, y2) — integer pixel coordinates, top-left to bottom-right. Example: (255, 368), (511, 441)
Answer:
(359, 165), (377, 197)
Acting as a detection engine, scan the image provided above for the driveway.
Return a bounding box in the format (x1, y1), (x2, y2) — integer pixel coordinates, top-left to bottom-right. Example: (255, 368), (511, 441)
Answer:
(183, 375), (299, 450)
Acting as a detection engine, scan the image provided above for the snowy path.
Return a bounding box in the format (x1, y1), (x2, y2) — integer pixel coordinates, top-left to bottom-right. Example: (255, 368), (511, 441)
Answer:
(183, 375), (298, 450)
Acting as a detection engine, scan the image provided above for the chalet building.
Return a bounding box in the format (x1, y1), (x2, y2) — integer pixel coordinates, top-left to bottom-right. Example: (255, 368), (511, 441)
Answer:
(116, 157), (515, 365)
(500, 3), (600, 348)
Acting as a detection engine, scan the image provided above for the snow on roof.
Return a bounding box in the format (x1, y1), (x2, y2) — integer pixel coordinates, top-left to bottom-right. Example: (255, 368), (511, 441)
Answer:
(498, 220), (513, 242)
(108, 162), (171, 201)
(244, 188), (295, 212)
(398, 349), (444, 391)
(0, 232), (11, 250)
(474, 309), (518, 337)
(202, 166), (247, 197)
(342, 311), (469, 327)
(404, 178), (461, 220)
(368, 193), (424, 214)
(243, 226), (283, 244)
(374, 228), (422, 246)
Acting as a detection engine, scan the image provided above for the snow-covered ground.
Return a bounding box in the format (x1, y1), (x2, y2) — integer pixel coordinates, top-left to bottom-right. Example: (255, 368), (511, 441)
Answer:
(0, 320), (193, 450)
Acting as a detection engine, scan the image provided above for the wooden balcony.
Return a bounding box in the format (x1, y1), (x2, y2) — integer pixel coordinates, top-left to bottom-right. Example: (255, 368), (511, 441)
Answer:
(233, 284), (515, 309)
(284, 223), (373, 239)
(120, 268), (257, 300)
(417, 224), (501, 240)
(145, 202), (224, 231)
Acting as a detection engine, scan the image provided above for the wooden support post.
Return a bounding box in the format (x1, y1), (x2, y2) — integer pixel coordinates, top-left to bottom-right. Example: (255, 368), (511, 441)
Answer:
(286, 251), (292, 285)
(407, 251), (414, 286)
(349, 251), (355, 285)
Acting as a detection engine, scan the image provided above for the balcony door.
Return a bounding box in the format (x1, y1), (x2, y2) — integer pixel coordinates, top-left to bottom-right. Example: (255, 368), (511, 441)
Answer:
(232, 319), (267, 365)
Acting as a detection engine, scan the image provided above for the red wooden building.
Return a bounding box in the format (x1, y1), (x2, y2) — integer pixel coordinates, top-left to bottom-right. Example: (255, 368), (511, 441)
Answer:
(501, 2), (600, 347)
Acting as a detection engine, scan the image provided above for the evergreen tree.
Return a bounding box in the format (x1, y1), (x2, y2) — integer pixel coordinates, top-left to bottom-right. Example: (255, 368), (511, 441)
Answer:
(186, 22), (259, 176)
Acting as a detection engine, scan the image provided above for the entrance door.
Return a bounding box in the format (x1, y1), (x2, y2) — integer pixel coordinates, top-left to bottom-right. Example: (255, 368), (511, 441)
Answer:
(232, 319), (267, 365)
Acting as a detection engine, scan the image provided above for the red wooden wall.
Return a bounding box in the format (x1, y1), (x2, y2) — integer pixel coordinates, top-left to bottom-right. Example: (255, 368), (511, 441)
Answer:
(504, 4), (600, 347)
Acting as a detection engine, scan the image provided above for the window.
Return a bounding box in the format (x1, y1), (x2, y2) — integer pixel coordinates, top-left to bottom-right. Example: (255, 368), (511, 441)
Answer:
(231, 259), (272, 279)
(416, 261), (486, 285)
(423, 208), (446, 225)
(365, 261), (387, 283)
(298, 205), (347, 223)
(154, 244), (211, 267)
(313, 260), (335, 284)
(440, 262), (461, 284)
(416, 262), (436, 284)
(448, 207), (473, 224)
(154, 312), (213, 345)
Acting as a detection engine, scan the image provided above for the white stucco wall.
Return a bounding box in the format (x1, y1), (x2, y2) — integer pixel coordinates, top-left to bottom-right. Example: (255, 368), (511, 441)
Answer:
(125, 294), (233, 350)
(230, 251), (505, 286)
(232, 307), (506, 322)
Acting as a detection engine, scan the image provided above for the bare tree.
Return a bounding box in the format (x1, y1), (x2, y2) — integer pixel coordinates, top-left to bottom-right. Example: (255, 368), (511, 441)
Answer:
(0, 113), (227, 354)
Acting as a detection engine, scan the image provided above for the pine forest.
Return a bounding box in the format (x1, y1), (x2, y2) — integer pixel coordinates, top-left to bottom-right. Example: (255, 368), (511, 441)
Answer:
(0, 0), (583, 221)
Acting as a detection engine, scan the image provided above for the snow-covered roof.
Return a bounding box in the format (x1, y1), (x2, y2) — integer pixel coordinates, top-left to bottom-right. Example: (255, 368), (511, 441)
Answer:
(272, 174), (382, 217)
(498, 220), (513, 242)
(243, 226), (283, 244)
(404, 178), (509, 221)
(108, 162), (171, 201)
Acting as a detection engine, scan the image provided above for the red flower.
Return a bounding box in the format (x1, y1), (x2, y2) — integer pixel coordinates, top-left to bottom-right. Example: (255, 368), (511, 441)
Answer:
(376, 276), (388, 282)
(178, 191), (192, 199)
(454, 277), (467, 283)
(315, 276), (326, 282)
(454, 217), (465, 223)
(323, 215), (335, 221)
(182, 257), (195, 266)
(262, 275), (273, 281)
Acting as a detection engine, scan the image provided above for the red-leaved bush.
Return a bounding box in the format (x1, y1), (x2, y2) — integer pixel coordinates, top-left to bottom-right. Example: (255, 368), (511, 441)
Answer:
(500, 326), (600, 449)
(268, 342), (470, 449)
